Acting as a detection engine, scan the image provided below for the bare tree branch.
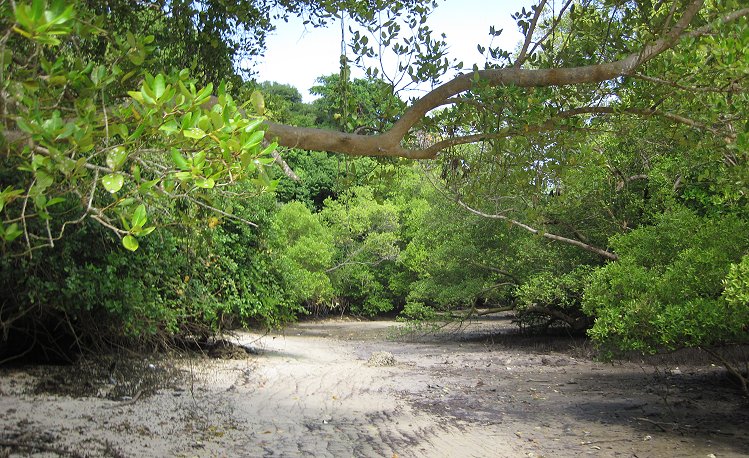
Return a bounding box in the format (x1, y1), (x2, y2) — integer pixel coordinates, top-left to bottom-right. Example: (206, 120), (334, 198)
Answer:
(20, 179), (34, 258)
(514, 0), (548, 68)
(525, 0), (575, 64)
(271, 149), (300, 181)
(616, 174), (649, 192)
(385, 100), (723, 160)
(179, 195), (259, 228)
(455, 199), (619, 261)
(561, 106), (729, 138)
(521, 305), (587, 330)
(631, 72), (747, 93)
(469, 261), (520, 283)
(265, 1), (730, 159)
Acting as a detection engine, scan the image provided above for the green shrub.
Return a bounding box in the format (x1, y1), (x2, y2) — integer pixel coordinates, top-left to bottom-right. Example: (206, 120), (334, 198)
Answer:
(515, 266), (594, 332)
(269, 201), (335, 307)
(583, 208), (749, 353)
(398, 301), (437, 321)
(321, 187), (404, 316)
(721, 254), (749, 338)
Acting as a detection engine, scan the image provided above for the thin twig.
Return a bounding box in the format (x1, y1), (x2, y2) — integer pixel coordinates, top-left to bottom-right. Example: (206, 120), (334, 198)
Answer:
(271, 149), (300, 181)
(632, 417), (672, 432)
(182, 195), (258, 228)
(456, 199), (619, 261)
(524, 0), (574, 62)
(20, 179), (34, 258)
(101, 89), (109, 145)
(90, 211), (128, 237)
(104, 388), (144, 409)
(514, 0), (548, 68)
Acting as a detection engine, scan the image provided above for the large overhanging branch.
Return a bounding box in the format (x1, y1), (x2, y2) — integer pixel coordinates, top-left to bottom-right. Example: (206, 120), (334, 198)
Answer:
(264, 1), (749, 160)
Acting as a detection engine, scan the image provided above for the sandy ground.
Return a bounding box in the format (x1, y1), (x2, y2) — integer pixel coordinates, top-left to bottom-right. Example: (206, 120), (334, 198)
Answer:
(1, 317), (748, 457)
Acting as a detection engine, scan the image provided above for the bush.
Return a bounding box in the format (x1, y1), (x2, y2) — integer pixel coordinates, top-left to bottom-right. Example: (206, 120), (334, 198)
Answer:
(186, 192), (306, 330)
(269, 201), (335, 308)
(321, 187), (404, 316)
(0, 191), (306, 363)
(515, 266), (594, 332)
(398, 301), (437, 321)
(721, 254), (749, 335)
(583, 208), (749, 353)
(0, 220), (185, 362)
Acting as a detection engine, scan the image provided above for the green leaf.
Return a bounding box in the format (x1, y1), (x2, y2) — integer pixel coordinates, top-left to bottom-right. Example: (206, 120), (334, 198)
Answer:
(153, 73), (165, 99)
(259, 141), (278, 157)
(121, 69), (136, 84)
(128, 50), (144, 66)
(183, 127), (206, 139)
(194, 177), (215, 189)
(242, 130), (264, 150)
(122, 235), (139, 251)
(49, 4), (75, 24)
(131, 204), (147, 228)
(129, 123), (146, 140)
(0, 187), (23, 213)
(32, 0), (44, 21)
(159, 119), (179, 134)
(197, 115), (212, 132)
(13, 4), (32, 27)
(117, 197), (136, 207)
(138, 178), (160, 192)
(240, 151), (255, 170)
(16, 118), (34, 133)
(170, 148), (189, 170)
(244, 117), (264, 133)
(45, 197), (65, 207)
(106, 146), (128, 170)
(3, 223), (23, 242)
(250, 90), (265, 115)
(138, 226), (156, 237)
(209, 110), (224, 130)
(140, 86), (156, 105)
(180, 112), (193, 130)
(34, 170), (54, 193)
(192, 151), (206, 169)
(102, 173), (124, 193)
(195, 83), (213, 104)
(127, 91), (144, 103)
(22, 79), (39, 92)
(126, 31), (136, 48)
(91, 65), (105, 86)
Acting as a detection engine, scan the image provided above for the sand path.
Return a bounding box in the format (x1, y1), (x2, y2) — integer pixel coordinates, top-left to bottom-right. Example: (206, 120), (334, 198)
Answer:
(1, 318), (747, 457)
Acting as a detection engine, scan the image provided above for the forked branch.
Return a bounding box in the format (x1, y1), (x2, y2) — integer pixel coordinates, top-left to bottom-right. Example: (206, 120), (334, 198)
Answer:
(264, 1), (749, 160)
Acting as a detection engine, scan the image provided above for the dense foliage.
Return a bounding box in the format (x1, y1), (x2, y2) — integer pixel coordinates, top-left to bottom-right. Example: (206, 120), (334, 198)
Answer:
(583, 209), (749, 353)
(1, 0), (747, 378)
